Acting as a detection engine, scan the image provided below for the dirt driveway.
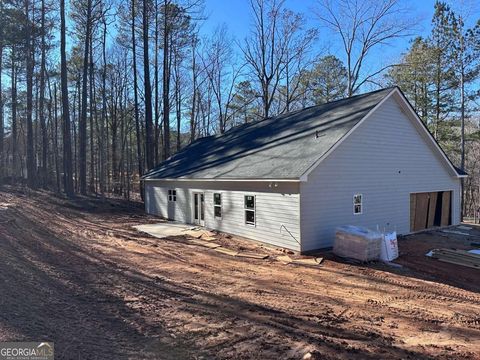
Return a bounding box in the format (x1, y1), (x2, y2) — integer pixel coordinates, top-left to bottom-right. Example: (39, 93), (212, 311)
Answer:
(0, 188), (479, 359)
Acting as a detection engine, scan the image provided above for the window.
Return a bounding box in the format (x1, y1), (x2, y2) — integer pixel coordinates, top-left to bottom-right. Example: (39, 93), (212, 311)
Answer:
(214, 193), (222, 219)
(244, 195), (255, 225)
(168, 189), (177, 202)
(353, 194), (362, 214)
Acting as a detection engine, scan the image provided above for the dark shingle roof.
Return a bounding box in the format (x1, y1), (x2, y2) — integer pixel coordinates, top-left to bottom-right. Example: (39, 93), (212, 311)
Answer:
(144, 87), (396, 180)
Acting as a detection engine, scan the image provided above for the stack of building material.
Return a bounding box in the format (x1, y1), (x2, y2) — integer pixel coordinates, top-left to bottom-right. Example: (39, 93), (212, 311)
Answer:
(334, 225), (382, 262)
(431, 249), (480, 270)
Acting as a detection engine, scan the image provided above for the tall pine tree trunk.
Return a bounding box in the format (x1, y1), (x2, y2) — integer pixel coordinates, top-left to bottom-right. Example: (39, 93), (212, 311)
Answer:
(39, 0), (48, 187)
(60, 0), (74, 196)
(460, 35), (465, 222)
(89, 35), (95, 193)
(52, 81), (61, 192)
(100, 16), (108, 195)
(143, 0), (154, 170)
(25, 0), (36, 188)
(162, 0), (171, 160)
(132, 0), (144, 199)
(0, 44), (4, 182)
(189, 37), (197, 143)
(79, 0), (92, 194)
(154, 0), (160, 163)
(11, 49), (18, 178)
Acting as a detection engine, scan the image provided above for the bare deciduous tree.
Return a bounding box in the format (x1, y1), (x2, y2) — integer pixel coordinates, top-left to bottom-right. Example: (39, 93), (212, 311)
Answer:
(202, 25), (243, 133)
(242, 0), (316, 118)
(315, 0), (414, 96)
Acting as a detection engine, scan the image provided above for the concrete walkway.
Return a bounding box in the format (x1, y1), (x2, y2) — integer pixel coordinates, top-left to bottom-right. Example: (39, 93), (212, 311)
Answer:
(133, 222), (194, 238)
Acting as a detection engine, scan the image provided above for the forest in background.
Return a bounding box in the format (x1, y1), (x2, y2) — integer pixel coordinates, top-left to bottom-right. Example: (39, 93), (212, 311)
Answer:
(0, 0), (479, 217)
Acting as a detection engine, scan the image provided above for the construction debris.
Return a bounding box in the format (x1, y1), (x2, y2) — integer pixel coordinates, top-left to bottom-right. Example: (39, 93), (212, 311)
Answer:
(214, 247), (239, 256)
(441, 230), (471, 236)
(236, 252), (269, 260)
(184, 229), (216, 239)
(429, 248), (480, 270)
(275, 255), (323, 266)
(276, 255), (293, 264)
(291, 257), (324, 266)
(188, 239), (222, 249)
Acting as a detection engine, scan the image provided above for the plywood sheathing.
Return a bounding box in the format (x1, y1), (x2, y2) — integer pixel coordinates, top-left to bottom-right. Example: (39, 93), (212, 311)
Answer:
(427, 192), (438, 228)
(413, 193), (429, 231)
(441, 191), (451, 226)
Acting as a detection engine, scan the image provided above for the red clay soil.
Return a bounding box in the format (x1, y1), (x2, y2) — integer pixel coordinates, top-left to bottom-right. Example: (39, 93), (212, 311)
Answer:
(0, 187), (479, 360)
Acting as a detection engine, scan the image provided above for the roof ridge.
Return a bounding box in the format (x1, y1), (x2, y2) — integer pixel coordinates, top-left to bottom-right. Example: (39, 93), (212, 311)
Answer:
(210, 87), (396, 143)
(143, 86), (396, 179)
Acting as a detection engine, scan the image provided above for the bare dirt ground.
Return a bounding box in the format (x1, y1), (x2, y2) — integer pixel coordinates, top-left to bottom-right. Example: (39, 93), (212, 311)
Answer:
(0, 187), (479, 360)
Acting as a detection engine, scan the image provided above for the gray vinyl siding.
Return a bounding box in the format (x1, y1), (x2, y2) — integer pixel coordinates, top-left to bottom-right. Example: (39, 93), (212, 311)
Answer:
(300, 96), (462, 252)
(145, 180), (301, 251)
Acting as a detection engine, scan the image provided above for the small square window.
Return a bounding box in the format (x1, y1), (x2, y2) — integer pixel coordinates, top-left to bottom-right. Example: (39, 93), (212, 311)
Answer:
(353, 194), (362, 214)
(168, 189), (176, 202)
(245, 210), (255, 225)
(245, 195), (255, 209)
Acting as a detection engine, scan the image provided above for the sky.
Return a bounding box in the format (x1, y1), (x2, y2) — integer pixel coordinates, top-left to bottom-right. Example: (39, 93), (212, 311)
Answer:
(199, 0), (437, 49)
(1, 0), (479, 96)
(199, 0), (479, 90)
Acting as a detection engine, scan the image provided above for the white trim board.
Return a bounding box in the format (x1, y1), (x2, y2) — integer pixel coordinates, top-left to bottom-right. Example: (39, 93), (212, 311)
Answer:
(142, 178), (301, 182)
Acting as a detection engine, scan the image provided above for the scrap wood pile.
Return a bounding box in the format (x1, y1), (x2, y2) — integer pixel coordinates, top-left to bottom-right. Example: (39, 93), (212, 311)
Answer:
(184, 227), (324, 265)
(184, 228), (269, 259)
(430, 248), (480, 270)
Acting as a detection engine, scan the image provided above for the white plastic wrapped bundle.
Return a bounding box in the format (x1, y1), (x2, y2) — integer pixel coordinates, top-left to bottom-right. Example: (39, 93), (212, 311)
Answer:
(334, 225), (382, 261)
(380, 231), (398, 262)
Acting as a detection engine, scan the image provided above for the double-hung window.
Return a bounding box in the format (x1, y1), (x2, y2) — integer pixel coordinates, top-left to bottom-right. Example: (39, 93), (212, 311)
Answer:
(244, 195), (255, 226)
(213, 193), (222, 219)
(168, 189), (177, 202)
(353, 194), (362, 214)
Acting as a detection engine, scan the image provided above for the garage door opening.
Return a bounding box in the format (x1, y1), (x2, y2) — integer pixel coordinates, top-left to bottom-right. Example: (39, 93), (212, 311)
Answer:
(410, 191), (451, 232)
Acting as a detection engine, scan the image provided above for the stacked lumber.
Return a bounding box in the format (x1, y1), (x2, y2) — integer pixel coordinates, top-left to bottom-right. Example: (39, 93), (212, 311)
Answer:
(431, 249), (480, 270)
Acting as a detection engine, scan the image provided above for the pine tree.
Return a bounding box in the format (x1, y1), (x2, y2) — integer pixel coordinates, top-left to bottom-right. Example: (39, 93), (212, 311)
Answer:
(430, 1), (457, 140)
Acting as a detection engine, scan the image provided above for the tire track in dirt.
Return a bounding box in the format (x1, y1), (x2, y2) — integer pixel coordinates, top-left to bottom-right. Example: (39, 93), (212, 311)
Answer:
(2, 188), (480, 359)
(361, 268), (480, 304)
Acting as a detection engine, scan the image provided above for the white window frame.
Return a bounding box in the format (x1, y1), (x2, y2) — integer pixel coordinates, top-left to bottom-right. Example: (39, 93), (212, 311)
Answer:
(168, 189), (177, 202)
(213, 193), (222, 219)
(353, 194), (363, 215)
(244, 195), (256, 226)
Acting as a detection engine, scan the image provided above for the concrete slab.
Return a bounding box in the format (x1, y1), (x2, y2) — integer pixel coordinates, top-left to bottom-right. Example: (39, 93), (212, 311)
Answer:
(133, 223), (194, 239)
